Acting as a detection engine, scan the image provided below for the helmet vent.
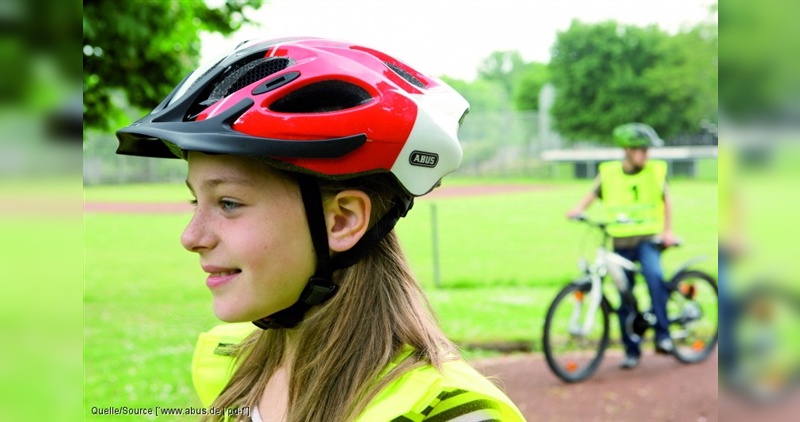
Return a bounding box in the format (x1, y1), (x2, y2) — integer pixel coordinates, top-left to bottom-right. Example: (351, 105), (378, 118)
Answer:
(385, 62), (425, 88)
(201, 57), (292, 106)
(177, 56), (225, 105)
(270, 81), (373, 113)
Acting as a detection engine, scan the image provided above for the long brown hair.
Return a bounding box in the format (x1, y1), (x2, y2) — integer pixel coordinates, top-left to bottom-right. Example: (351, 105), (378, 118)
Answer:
(202, 175), (458, 422)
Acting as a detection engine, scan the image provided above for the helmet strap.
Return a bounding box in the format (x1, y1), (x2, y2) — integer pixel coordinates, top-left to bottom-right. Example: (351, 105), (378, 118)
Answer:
(252, 175), (337, 329)
(251, 175), (413, 330)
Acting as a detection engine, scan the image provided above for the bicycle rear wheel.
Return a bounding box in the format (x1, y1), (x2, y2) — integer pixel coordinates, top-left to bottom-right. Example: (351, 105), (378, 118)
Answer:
(667, 270), (718, 363)
(543, 280), (610, 382)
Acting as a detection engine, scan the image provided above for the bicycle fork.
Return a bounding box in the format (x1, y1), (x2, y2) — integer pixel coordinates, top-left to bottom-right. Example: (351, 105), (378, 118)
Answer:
(569, 249), (639, 338)
(569, 273), (604, 336)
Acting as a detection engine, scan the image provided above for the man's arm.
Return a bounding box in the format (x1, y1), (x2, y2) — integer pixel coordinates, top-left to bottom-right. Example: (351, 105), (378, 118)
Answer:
(661, 184), (678, 246)
(566, 177), (600, 219)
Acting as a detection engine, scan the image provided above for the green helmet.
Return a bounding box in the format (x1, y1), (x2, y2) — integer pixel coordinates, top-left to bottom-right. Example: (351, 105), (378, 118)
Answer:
(612, 123), (664, 148)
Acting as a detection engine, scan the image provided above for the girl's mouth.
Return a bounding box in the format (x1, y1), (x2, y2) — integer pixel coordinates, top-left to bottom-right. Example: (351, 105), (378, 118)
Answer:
(205, 269), (242, 288)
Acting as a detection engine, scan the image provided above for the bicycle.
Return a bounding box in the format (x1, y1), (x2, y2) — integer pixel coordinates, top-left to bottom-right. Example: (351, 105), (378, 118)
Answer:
(542, 215), (718, 383)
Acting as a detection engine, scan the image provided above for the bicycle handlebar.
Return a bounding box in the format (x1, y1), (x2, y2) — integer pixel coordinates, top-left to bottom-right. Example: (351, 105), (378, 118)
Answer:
(569, 214), (683, 249)
(569, 213), (610, 229)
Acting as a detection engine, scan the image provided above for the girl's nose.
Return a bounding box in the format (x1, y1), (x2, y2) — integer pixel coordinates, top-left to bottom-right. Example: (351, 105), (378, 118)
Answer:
(181, 212), (216, 253)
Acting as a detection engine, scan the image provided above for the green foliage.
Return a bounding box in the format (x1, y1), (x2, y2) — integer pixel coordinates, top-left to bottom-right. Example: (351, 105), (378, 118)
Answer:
(513, 62), (550, 111)
(0, 0), (81, 107)
(643, 23), (718, 128)
(549, 19), (717, 143)
(441, 76), (510, 113)
(83, 0), (263, 131)
(549, 20), (665, 142)
(719, 0), (800, 121)
(476, 50), (528, 100)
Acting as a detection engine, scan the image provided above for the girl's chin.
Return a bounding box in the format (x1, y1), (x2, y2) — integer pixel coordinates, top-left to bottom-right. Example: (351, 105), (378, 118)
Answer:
(212, 295), (301, 323)
(213, 304), (253, 323)
(213, 302), (274, 323)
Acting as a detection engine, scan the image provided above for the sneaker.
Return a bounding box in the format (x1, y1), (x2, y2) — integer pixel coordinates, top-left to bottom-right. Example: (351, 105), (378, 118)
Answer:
(655, 338), (675, 354)
(620, 355), (640, 369)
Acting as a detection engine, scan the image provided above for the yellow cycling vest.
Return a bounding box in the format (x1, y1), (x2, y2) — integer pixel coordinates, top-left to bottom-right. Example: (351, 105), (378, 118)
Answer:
(599, 160), (667, 238)
(191, 323), (526, 421)
(191, 322), (256, 408)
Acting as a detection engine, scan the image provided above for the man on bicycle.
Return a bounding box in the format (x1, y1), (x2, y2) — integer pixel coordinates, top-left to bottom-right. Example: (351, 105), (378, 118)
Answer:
(566, 123), (678, 369)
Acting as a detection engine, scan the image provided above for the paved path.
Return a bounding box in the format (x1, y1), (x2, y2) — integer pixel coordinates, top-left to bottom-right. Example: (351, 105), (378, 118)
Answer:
(473, 350), (718, 421)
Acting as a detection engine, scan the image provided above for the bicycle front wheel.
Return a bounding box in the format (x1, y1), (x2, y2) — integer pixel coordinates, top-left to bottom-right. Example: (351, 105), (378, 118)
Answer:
(667, 270), (718, 363)
(543, 281), (610, 383)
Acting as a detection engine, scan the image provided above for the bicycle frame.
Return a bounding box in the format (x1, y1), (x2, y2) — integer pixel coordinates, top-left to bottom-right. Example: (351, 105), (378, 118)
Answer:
(570, 246), (638, 337)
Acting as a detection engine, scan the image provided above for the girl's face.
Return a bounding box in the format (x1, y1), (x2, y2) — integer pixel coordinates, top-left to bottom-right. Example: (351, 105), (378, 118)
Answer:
(181, 152), (315, 323)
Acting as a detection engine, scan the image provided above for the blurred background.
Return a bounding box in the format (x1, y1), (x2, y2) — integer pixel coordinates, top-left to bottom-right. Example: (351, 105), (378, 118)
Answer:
(718, 0), (800, 420)
(0, 0), (81, 420)
(74, 0), (796, 420)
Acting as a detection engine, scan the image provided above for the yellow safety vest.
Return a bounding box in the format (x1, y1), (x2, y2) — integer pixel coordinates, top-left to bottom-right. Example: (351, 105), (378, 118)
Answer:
(191, 322), (256, 408)
(599, 160), (667, 237)
(191, 323), (526, 421)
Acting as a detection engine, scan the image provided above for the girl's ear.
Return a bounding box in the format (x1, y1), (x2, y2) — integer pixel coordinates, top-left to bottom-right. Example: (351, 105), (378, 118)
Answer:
(323, 190), (371, 252)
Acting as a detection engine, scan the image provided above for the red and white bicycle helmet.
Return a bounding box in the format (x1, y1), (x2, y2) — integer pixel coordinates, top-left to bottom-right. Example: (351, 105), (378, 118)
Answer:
(116, 37), (470, 329)
(116, 36), (469, 197)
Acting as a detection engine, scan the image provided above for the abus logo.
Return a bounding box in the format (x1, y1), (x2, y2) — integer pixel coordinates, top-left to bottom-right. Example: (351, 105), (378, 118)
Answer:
(409, 150), (438, 168)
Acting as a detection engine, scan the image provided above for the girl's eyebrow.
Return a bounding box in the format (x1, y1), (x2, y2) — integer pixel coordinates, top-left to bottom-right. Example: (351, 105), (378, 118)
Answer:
(185, 177), (255, 193)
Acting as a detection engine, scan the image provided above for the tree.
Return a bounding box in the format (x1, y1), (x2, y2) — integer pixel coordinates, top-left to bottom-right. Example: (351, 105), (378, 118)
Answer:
(549, 19), (717, 143)
(719, 0), (795, 121)
(83, 0), (263, 131)
(441, 76), (511, 113)
(643, 23), (718, 129)
(512, 62), (550, 111)
(476, 51), (527, 102)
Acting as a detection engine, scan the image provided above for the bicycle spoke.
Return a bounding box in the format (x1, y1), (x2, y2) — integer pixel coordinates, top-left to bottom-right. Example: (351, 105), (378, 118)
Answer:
(667, 271), (718, 363)
(544, 283), (609, 382)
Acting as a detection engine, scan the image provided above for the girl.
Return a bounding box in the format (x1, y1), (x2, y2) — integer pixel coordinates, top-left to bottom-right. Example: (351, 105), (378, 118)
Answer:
(117, 37), (525, 422)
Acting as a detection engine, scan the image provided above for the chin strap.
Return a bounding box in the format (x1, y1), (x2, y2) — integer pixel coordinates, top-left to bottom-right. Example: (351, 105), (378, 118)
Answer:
(252, 175), (413, 330)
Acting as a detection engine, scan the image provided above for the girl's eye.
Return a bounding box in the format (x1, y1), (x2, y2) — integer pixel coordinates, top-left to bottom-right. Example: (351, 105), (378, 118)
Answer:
(219, 200), (242, 212)
(187, 197), (242, 212)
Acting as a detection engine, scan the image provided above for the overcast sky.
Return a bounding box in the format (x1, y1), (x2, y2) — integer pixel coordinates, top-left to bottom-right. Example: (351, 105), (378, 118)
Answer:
(201, 0), (716, 81)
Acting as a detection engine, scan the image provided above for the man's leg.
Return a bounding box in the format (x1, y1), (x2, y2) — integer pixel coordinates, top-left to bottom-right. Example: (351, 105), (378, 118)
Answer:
(638, 240), (672, 344)
(615, 248), (642, 359)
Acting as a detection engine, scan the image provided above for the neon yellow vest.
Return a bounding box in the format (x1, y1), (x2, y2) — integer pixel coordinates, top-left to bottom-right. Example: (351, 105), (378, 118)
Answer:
(191, 323), (526, 421)
(191, 322), (256, 408)
(599, 160), (667, 237)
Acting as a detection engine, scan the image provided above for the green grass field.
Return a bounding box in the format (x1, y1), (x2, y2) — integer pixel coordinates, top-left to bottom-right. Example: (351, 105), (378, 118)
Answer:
(84, 178), (717, 420)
